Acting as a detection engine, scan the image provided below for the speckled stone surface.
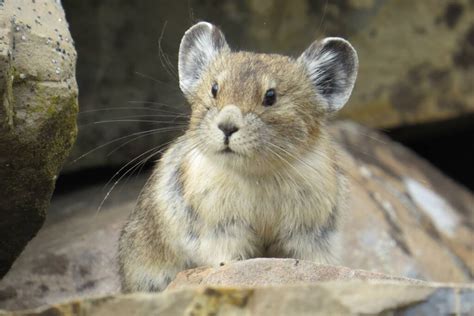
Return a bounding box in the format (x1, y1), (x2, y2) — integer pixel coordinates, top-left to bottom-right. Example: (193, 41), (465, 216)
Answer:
(0, 121), (472, 310)
(0, 0), (78, 277)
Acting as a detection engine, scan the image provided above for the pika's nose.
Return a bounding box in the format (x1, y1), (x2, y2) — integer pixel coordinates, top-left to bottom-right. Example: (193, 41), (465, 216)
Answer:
(218, 123), (239, 138)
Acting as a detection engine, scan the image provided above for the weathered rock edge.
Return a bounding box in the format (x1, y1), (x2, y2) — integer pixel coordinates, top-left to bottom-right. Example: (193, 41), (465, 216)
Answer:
(0, 0), (78, 276)
(1, 281), (472, 315)
(167, 258), (424, 290)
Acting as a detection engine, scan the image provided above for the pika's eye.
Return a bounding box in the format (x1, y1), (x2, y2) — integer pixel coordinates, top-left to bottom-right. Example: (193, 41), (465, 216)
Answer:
(263, 88), (276, 107)
(211, 83), (219, 98)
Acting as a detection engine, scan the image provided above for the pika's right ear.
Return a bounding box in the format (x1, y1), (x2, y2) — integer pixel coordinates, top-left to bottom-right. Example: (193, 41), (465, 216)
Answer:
(298, 38), (358, 112)
(178, 22), (229, 96)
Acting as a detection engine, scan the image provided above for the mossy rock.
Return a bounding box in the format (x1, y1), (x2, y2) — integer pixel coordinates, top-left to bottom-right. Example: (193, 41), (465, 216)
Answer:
(0, 0), (78, 277)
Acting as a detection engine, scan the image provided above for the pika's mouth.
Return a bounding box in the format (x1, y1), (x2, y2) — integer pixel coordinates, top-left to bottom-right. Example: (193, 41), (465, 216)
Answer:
(216, 145), (245, 158)
(218, 145), (245, 157)
(220, 147), (234, 154)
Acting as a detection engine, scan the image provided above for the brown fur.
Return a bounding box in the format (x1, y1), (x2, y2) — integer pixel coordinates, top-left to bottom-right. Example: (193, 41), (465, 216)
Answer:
(118, 22), (357, 292)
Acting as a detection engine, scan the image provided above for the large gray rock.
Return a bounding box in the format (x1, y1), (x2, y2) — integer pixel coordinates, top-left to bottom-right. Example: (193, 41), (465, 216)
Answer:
(0, 1), (78, 277)
(62, 0), (474, 172)
(331, 122), (474, 282)
(1, 281), (473, 315)
(0, 121), (471, 311)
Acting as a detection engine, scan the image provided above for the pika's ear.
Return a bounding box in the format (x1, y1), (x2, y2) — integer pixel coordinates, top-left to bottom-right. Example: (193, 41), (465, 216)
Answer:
(298, 37), (358, 112)
(178, 22), (229, 95)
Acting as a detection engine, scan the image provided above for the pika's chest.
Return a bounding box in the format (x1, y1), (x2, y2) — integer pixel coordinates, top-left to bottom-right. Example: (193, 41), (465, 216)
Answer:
(177, 147), (338, 240)
(183, 167), (324, 238)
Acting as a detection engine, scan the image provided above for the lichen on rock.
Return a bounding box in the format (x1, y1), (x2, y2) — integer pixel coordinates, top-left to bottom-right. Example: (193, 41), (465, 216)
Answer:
(0, 0), (78, 277)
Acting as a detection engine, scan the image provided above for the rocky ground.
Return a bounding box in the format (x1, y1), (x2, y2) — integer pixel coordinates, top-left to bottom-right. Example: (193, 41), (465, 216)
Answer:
(0, 121), (472, 314)
(2, 268), (474, 315)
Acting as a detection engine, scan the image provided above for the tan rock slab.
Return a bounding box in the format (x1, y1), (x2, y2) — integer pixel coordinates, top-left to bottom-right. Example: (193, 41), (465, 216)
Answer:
(167, 258), (422, 290)
(1, 281), (473, 315)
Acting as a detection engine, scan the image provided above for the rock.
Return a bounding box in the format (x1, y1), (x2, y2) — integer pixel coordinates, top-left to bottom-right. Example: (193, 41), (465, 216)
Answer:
(0, 121), (472, 310)
(167, 258), (422, 290)
(0, 177), (143, 310)
(332, 122), (474, 282)
(0, 1), (78, 276)
(1, 281), (473, 315)
(61, 0), (473, 171)
(61, 0), (189, 172)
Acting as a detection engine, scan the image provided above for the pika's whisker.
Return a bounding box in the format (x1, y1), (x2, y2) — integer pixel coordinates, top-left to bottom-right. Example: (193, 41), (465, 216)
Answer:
(71, 128), (180, 164)
(118, 137), (181, 191)
(127, 100), (187, 112)
(101, 114), (189, 120)
(270, 141), (329, 178)
(104, 135), (191, 191)
(87, 119), (188, 125)
(134, 71), (178, 90)
(106, 127), (185, 157)
(97, 140), (176, 213)
(79, 106), (186, 116)
(157, 21), (179, 80)
(265, 141), (316, 188)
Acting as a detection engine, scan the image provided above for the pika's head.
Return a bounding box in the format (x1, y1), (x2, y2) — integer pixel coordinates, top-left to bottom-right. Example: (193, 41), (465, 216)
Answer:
(178, 22), (358, 174)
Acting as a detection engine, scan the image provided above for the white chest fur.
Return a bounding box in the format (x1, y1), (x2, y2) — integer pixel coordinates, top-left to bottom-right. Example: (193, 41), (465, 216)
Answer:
(182, 147), (337, 239)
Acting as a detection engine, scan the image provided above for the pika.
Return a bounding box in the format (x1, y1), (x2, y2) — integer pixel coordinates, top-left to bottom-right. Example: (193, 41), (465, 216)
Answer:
(118, 22), (358, 292)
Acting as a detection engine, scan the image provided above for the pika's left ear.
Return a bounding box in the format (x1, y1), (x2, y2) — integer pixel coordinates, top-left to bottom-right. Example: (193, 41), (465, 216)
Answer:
(178, 22), (230, 96)
(298, 37), (358, 112)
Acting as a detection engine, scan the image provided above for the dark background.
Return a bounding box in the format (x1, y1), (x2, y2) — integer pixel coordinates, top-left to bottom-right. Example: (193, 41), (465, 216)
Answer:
(59, 0), (474, 191)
